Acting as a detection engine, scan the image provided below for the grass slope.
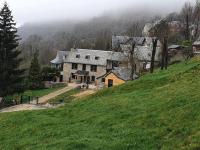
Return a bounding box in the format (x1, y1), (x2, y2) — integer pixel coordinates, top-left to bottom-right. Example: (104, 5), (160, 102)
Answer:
(23, 83), (67, 98)
(1, 59), (200, 150)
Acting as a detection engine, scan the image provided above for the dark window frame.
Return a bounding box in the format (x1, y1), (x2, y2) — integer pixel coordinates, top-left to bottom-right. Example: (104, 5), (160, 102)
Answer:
(102, 78), (105, 83)
(91, 65), (97, 72)
(95, 56), (100, 60)
(72, 63), (78, 70)
(82, 64), (86, 71)
(76, 54), (80, 58)
(85, 55), (90, 59)
(71, 73), (76, 79)
(91, 76), (96, 82)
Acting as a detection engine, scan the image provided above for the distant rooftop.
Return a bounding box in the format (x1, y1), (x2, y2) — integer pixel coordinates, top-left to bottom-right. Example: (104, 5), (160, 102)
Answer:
(51, 49), (126, 66)
(97, 67), (138, 81)
(168, 45), (186, 49)
(50, 51), (68, 64)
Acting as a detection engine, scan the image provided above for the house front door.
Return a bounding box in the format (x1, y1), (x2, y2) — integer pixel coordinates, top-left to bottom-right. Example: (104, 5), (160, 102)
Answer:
(59, 75), (63, 82)
(108, 79), (113, 87)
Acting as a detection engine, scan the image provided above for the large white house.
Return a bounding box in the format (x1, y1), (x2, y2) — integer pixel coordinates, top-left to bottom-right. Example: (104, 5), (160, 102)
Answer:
(51, 48), (126, 83)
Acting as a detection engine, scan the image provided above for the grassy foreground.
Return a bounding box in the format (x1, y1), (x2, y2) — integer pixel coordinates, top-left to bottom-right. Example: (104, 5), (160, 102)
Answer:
(1, 59), (200, 149)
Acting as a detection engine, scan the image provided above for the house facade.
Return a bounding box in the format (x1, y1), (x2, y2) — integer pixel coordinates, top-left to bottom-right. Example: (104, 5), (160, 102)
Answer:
(50, 50), (67, 70)
(51, 33), (164, 86)
(50, 50), (68, 82)
(51, 35), (162, 85)
(51, 48), (126, 84)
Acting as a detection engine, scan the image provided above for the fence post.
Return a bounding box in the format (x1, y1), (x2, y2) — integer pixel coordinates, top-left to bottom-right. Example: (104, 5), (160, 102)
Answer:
(36, 97), (39, 105)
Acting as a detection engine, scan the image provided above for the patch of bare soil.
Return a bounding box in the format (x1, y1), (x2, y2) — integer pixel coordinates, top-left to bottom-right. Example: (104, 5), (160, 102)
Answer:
(73, 90), (96, 99)
(0, 104), (46, 113)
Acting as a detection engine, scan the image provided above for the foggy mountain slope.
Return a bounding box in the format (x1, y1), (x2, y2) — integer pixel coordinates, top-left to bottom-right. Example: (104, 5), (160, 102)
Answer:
(17, 3), (185, 65)
(18, 20), (77, 40)
(18, 6), (171, 41)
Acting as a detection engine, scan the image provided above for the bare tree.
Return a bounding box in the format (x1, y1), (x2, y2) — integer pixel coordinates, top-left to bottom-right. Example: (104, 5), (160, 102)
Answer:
(150, 19), (169, 70)
(181, 2), (194, 41)
(164, 37), (168, 70)
(127, 21), (144, 37)
(130, 42), (136, 80)
(193, 0), (200, 40)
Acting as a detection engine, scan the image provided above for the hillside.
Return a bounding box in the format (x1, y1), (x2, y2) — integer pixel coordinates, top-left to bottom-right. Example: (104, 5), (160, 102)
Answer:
(1, 58), (200, 149)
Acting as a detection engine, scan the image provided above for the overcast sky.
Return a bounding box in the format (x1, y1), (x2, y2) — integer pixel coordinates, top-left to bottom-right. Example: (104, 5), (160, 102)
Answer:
(2, 0), (196, 25)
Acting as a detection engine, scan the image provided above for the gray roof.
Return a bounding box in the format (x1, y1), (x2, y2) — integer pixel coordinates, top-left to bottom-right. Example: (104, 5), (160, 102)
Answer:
(51, 51), (68, 64)
(112, 36), (147, 49)
(112, 67), (138, 81)
(64, 49), (126, 66)
(193, 41), (200, 46)
(168, 45), (185, 49)
(112, 35), (130, 49)
(193, 37), (200, 46)
(97, 67), (138, 81)
(124, 37), (146, 45)
(112, 35), (162, 50)
(135, 46), (161, 62)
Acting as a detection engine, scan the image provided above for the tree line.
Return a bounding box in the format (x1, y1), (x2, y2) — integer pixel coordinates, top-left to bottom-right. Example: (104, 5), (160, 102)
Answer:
(0, 3), (60, 107)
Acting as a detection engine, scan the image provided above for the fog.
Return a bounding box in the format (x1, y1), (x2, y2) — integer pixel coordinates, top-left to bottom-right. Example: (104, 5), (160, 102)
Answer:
(2, 0), (195, 25)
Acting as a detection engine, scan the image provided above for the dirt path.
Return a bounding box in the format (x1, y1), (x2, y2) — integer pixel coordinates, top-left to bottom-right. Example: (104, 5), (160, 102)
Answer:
(38, 86), (75, 104)
(0, 85), (96, 113)
(74, 90), (96, 98)
(0, 104), (46, 113)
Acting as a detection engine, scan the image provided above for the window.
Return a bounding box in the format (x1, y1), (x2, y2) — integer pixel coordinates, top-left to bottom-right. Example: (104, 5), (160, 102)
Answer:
(82, 64), (86, 71)
(102, 78), (105, 83)
(85, 55), (90, 59)
(71, 73), (76, 79)
(91, 65), (97, 72)
(91, 76), (96, 82)
(143, 63), (146, 70)
(95, 56), (100, 60)
(76, 54), (80, 58)
(112, 61), (119, 68)
(108, 79), (113, 87)
(72, 63), (78, 70)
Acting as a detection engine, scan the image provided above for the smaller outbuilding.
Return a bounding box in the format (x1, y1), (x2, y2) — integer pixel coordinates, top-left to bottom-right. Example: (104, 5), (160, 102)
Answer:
(50, 50), (68, 69)
(97, 67), (138, 88)
(168, 45), (187, 64)
(193, 38), (200, 55)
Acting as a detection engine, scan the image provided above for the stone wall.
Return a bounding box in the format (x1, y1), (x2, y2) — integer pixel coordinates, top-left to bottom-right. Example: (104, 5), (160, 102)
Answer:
(63, 63), (107, 82)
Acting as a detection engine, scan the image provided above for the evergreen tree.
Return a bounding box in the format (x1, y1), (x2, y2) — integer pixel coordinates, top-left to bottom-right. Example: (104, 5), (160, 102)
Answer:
(0, 3), (25, 98)
(29, 51), (43, 89)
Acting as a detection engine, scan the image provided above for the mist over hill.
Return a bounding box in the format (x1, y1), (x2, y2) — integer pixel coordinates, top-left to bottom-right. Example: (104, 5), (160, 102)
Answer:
(18, 6), (170, 40)
(17, 5), (182, 65)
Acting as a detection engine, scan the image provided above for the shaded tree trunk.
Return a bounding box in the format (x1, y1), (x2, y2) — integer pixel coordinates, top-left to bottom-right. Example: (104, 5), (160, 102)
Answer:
(186, 14), (190, 41)
(161, 41), (165, 70)
(164, 38), (168, 70)
(181, 2), (193, 41)
(194, 16), (200, 40)
(150, 38), (158, 73)
(160, 37), (168, 70)
(130, 43), (136, 80)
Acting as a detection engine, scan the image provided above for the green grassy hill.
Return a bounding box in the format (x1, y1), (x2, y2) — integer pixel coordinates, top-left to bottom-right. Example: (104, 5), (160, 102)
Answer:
(1, 58), (200, 150)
